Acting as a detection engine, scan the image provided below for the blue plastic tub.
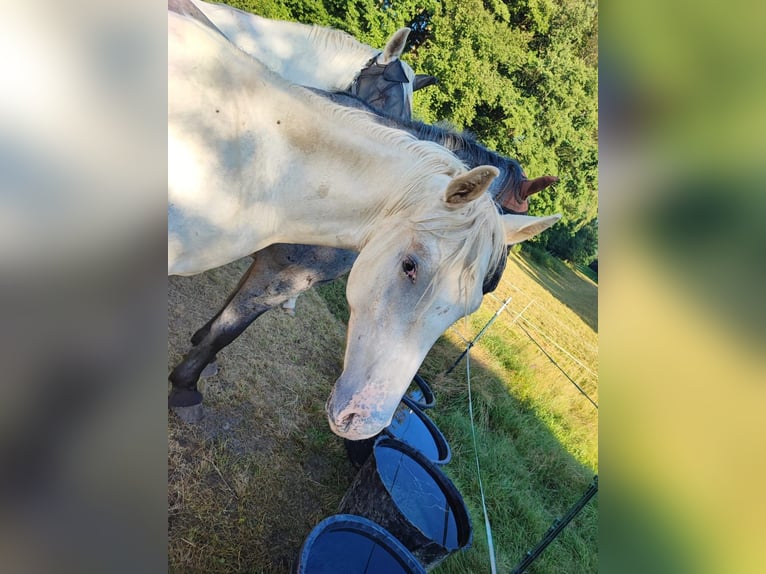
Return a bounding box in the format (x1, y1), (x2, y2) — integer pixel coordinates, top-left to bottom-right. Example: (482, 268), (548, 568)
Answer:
(294, 514), (425, 573)
(405, 374), (435, 410)
(344, 396), (451, 468)
(339, 438), (472, 570)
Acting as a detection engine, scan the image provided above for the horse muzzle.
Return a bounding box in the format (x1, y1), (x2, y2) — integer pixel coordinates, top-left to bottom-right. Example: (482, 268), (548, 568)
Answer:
(325, 389), (394, 440)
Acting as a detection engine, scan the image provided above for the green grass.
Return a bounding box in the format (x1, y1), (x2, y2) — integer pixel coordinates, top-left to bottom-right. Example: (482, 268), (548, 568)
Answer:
(168, 250), (598, 572)
(574, 262), (598, 284)
(314, 275), (350, 324)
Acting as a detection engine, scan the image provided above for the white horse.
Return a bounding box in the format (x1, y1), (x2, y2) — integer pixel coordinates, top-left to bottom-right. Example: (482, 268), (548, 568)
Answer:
(169, 9), (560, 439)
(184, 0), (434, 315)
(189, 0), (436, 118)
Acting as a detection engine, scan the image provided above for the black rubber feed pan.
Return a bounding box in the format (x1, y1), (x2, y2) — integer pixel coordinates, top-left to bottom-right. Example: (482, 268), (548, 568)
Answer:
(294, 514), (425, 574)
(405, 374), (435, 410)
(344, 396), (451, 468)
(339, 437), (472, 570)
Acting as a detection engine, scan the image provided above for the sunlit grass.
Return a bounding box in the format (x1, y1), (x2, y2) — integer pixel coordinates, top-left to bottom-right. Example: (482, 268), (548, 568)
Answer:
(400, 250), (598, 572)
(440, 251), (598, 472)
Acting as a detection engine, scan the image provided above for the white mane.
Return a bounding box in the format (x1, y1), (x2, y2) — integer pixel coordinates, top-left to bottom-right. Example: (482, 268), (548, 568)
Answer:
(305, 24), (380, 66)
(192, 0), (377, 91)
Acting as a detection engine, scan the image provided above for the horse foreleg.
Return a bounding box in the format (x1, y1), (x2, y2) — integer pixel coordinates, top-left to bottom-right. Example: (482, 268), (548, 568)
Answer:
(169, 244), (356, 421)
(169, 257), (274, 420)
(168, 292), (270, 420)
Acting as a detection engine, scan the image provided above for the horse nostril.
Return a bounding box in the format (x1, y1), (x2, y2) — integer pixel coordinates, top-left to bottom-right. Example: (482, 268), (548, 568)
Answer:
(337, 412), (357, 432)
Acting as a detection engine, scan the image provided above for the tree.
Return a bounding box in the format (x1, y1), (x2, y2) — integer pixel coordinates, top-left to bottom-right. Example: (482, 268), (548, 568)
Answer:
(401, 0), (598, 231)
(541, 217), (598, 265)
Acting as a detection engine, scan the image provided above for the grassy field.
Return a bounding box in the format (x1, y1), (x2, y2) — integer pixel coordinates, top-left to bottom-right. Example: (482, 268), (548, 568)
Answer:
(168, 249), (598, 572)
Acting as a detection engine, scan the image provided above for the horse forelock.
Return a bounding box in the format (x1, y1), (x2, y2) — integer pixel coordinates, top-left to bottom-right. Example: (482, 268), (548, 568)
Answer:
(371, 128), (509, 311)
(424, 194), (506, 313)
(337, 123), (506, 312)
(317, 117), (503, 314)
(380, 186), (506, 315)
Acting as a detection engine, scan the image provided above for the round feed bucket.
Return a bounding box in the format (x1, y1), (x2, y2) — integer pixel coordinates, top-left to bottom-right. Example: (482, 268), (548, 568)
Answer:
(406, 374), (435, 410)
(344, 396), (451, 468)
(294, 514), (425, 574)
(338, 437), (472, 570)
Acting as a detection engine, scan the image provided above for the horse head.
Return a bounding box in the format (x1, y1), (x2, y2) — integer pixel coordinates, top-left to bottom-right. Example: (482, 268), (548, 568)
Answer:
(351, 28), (437, 120)
(326, 166), (560, 439)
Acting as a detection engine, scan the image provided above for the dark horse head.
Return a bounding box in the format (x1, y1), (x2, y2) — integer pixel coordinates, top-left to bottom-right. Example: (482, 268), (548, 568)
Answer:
(350, 28), (437, 120)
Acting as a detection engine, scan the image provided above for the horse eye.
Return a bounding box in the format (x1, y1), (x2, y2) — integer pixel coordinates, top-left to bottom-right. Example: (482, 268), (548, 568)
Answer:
(402, 257), (417, 282)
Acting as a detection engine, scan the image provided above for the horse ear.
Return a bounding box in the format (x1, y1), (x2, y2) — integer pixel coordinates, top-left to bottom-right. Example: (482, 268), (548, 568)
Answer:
(444, 166), (499, 206)
(519, 175), (559, 200)
(379, 28), (411, 64)
(382, 60), (410, 83)
(502, 213), (562, 245)
(413, 74), (438, 91)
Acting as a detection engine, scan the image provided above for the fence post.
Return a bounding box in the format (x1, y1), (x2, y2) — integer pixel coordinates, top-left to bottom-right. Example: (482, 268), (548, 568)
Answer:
(510, 476), (598, 574)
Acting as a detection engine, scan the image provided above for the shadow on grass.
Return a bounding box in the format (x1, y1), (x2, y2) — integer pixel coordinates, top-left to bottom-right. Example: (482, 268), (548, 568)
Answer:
(412, 336), (598, 573)
(514, 249), (599, 333)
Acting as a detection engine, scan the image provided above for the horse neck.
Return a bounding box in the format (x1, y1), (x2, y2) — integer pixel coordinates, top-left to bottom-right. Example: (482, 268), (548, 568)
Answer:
(270, 134), (433, 249)
(265, 99), (473, 249)
(193, 0), (375, 91)
(380, 118), (525, 203)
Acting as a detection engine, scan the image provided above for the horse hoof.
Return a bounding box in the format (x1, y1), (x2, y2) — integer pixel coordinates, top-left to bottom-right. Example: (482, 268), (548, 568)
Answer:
(171, 403), (205, 424)
(168, 388), (203, 408)
(200, 360), (219, 378)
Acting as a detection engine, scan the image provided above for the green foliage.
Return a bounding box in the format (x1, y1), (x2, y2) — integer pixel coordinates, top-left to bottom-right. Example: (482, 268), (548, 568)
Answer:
(543, 217), (598, 265)
(522, 241), (558, 270)
(403, 0), (598, 232)
(225, 0), (294, 20)
(223, 0), (598, 260)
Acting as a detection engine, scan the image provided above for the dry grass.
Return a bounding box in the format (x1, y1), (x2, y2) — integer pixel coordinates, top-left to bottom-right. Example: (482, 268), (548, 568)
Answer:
(168, 249), (598, 572)
(168, 258), (356, 572)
